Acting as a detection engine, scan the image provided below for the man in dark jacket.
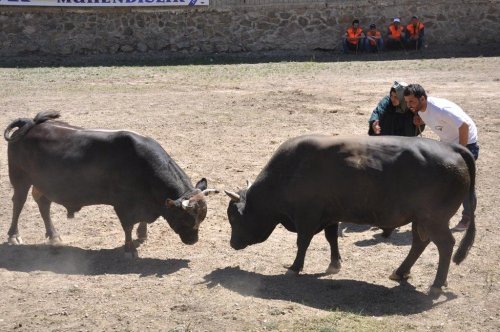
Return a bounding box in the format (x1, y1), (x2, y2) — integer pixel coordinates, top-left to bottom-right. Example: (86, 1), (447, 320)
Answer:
(368, 81), (424, 136)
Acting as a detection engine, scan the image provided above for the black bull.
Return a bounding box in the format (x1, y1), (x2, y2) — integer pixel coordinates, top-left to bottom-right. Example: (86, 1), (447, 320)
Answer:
(225, 134), (476, 294)
(4, 111), (218, 257)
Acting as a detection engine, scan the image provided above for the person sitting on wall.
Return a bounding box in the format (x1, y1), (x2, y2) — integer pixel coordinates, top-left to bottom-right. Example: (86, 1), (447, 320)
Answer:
(343, 19), (366, 54)
(365, 23), (383, 52)
(386, 17), (406, 50)
(405, 15), (425, 50)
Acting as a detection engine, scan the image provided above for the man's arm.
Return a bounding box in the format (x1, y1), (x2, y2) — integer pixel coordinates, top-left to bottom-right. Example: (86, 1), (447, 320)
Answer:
(458, 122), (469, 146)
(368, 97), (390, 135)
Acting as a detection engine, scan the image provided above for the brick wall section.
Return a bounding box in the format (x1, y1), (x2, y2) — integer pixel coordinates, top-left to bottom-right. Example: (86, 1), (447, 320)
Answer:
(0, 0), (498, 56)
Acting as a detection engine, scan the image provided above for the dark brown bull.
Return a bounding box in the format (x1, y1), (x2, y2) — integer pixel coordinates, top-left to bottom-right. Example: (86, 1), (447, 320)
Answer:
(225, 134), (476, 296)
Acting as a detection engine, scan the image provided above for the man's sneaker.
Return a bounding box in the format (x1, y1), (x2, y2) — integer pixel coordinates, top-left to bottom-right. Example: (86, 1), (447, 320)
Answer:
(454, 216), (470, 231)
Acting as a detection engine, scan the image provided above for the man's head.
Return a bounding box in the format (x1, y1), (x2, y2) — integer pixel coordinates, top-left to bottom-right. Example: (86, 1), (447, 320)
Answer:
(352, 19), (360, 28)
(393, 17), (401, 25)
(411, 16), (419, 24)
(390, 81), (408, 109)
(370, 23), (376, 30)
(404, 84), (428, 113)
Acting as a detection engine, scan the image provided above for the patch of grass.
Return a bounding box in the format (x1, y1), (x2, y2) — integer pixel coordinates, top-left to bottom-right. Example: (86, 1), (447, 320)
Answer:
(282, 310), (410, 332)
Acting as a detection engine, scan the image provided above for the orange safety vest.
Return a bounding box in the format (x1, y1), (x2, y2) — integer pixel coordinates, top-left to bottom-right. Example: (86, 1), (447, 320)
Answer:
(346, 27), (363, 45)
(366, 30), (381, 46)
(406, 21), (424, 38)
(388, 24), (404, 40)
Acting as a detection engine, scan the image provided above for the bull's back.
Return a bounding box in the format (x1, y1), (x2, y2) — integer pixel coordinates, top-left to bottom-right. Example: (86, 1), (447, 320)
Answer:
(262, 135), (469, 225)
(7, 124), (153, 206)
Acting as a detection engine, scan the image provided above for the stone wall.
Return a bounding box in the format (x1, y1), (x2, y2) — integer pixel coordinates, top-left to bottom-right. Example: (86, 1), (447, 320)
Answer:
(0, 0), (498, 56)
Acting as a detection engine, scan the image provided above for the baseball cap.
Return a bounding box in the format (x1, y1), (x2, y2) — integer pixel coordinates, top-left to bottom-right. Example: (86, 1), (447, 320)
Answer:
(370, 23), (376, 28)
(393, 18), (401, 23)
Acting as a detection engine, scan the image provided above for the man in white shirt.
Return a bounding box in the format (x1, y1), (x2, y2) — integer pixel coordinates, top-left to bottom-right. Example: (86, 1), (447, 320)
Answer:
(403, 83), (479, 231)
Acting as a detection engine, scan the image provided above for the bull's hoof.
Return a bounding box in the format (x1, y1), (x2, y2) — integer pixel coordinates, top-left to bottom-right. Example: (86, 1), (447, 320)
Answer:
(428, 286), (444, 298)
(284, 264), (301, 276)
(8, 235), (23, 245)
(325, 262), (341, 275)
(389, 270), (411, 281)
(285, 268), (300, 276)
(47, 236), (63, 246)
(124, 250), (139, 259)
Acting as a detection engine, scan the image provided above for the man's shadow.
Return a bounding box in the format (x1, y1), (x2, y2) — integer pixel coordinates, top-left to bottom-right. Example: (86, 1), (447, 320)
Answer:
(0, 243), (188, 277)
(203, 266), (456, 316)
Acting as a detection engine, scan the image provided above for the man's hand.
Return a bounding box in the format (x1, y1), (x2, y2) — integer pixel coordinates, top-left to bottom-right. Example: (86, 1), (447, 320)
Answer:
(372, 120), (381, 134)
(459, 122), (469, 146)
(413, 114), (424, 126)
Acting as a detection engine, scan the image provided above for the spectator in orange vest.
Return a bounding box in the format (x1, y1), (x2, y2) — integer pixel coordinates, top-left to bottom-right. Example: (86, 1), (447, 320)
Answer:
(405, 15), (425, 50)
(343, 19), (365, 54)
(365, 23), (383, 52)
(386, 17), (406, 50)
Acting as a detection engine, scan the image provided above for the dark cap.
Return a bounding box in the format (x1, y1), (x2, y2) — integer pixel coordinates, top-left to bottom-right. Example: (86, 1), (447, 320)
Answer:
(352, 19), (359, 25)
(412, 15), (419, 19)
(370, 23), (376, 28)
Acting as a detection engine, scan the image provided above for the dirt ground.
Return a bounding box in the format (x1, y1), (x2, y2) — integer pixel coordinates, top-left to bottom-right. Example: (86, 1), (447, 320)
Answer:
(1, 55), (499, 331)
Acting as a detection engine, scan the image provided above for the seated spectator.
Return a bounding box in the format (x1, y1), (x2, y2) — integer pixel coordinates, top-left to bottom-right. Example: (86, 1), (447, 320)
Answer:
(405, 15), (425, 50)
(343, 19), (365, 54)
(368, 81), (424, 137)
(365, 23), (383, 52)
(385, 17), (406, 50)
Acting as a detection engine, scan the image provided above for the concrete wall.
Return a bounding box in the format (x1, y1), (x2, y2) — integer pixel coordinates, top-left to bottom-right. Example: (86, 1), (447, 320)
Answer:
(0, 0), (498, 56)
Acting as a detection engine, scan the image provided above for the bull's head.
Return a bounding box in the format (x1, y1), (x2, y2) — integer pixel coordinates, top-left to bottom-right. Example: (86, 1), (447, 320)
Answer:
(164, 178), (218, 245)
(225, 180), (274, 250)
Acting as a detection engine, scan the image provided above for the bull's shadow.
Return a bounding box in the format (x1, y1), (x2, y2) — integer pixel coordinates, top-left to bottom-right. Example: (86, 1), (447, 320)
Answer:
(203, 266), (455, 316)
(339, 223), (412, 247)
(0, 243), (188, 277)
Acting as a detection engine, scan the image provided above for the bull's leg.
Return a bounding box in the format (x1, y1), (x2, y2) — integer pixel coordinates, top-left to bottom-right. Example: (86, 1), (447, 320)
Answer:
(381, 227), (395, 238)
(391, 222), (430, 281)
(136, 222), (148, 242)
(122, 223), (138, 259)
(8, 182), (31, 245)
(324, 223), (341, 274)
(428, 224), (455, 296)
(114, 207), (139, 258)
(32, 187), (62, 245)
(288, 232), (314, 274)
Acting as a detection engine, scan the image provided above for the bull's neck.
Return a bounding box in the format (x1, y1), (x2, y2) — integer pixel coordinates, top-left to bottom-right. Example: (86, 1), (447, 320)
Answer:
(245, 183), (281, 227)
(156, 161), (194, 200)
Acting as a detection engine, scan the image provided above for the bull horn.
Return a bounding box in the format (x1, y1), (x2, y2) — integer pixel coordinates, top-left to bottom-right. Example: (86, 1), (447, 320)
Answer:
(224, 190), (241, 202)
(181, 199), (191, 210)
(246, 180), (253, 189)
(202, 189), (220, 196)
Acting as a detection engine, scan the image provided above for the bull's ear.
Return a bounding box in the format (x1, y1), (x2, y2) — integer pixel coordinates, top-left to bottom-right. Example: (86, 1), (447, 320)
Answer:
(195, 178), (208, 191)
(224, 190), (241, 202)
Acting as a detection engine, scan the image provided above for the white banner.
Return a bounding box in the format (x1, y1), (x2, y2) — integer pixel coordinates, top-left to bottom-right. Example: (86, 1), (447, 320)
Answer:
(0, 0), (208, 6)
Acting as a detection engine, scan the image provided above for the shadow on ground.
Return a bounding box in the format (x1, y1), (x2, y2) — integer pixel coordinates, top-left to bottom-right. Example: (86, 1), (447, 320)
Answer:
(1, 44), (498, 68)
(203, 266), (456, 316)
(340, 223), (413, 247)
(0, 243), (188, 277)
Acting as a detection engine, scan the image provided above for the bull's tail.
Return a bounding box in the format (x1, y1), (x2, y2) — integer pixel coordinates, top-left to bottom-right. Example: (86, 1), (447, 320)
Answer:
(4, 111), (60, 143)
(453, 148), (476, 265)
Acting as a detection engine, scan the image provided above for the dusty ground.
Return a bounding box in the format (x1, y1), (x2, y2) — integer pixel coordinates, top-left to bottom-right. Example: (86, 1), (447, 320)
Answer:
(0, 55), (499, 331)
